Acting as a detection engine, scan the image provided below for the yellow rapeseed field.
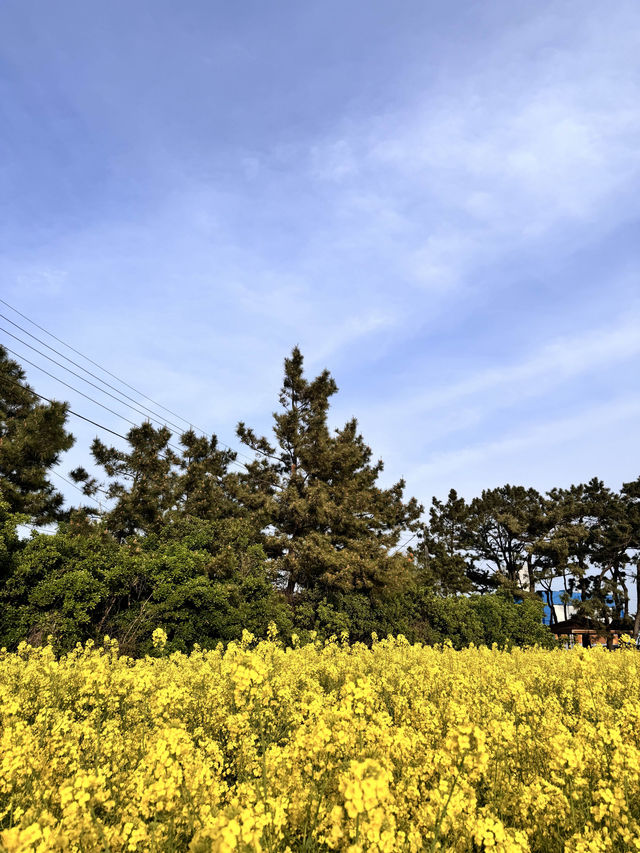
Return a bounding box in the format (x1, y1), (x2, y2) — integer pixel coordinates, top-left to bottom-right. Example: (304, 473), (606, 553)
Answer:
(1, 629), (640, 853)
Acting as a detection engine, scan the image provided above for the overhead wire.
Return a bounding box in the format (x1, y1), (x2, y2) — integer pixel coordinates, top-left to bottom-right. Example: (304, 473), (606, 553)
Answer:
(2, 306), (414, 551)
(0, 341), (236, 467)
(0, 372), (129, 440)
(2, 344), (142, 430)
(0, 337), (399, 508)
(0, 297), (257, 464)
(0, 312), (190, 435)
(0, 297), (196, 428)
(50, 469), (107, 503)
(0, 327), (251, 473)
(0, 325), (194, 436)
(0, 305), (333, 499)
(0, 352), (271, 498)
(391, 531), (418, 556)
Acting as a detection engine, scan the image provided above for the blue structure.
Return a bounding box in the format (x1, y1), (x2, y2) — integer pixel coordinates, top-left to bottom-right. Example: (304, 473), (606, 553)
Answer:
(542, 591), (620, 626)
(542, 591), (581, 626)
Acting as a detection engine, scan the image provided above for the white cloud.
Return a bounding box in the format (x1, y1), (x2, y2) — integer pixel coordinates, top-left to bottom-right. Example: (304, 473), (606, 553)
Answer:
(417, 396), (640, 477)
(410, 394), (640, 501)
(407, 309), (640, 414)
(310, 139), (358, 182)
(307, 3), (640, 293)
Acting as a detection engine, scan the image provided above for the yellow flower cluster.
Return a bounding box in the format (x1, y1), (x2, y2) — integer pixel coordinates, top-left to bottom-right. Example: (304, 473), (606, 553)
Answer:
(2, 632), (640, 852)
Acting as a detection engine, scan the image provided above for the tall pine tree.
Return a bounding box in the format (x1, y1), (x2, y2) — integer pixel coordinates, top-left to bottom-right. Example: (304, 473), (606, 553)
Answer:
(0, 346), (74, 524)
(72, 422), (241, 541)
(236, 347), (423, 600)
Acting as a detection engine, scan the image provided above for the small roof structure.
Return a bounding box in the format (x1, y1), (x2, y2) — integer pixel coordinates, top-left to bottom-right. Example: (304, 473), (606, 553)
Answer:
(550, 615), (626, 635)
(550, 615), (629, 648)
(551, 616), (599, 635)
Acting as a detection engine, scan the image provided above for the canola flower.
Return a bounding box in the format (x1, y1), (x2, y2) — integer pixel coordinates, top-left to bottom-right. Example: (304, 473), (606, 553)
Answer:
(1, 629), (640, 852)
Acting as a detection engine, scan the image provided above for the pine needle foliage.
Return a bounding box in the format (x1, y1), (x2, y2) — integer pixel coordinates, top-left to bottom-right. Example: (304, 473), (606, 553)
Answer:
(237, 347), (423, 599)
(0, 346), (74, 523)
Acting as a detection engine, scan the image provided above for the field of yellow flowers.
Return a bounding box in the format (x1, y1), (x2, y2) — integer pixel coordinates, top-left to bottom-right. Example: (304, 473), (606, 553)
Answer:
(1, 629), (640, 853)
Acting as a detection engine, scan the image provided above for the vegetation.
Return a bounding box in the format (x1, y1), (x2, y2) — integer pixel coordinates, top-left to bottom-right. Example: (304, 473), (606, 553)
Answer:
(0, 347), (73, 523)
(0, 342), (639, 652)
(2, 636), (640, 851)
(2, 341), (640, 851)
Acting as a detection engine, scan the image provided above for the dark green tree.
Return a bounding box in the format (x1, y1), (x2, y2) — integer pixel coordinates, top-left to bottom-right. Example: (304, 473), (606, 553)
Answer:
(72, 423), (241, 541)
(421, 490), (478, 593)
(423, 487), (551, 594)
(0, 501), (24, 591)
(72, 422), (179, 541)
(413, 589), (555, 649)
(464, 485), (548, 592)
(0, 346), (74, 524)
(236, 347), (423, 601)
(540, 480), (632, 628)
(621, 476), (640, 636)
(0, 516), (291, 654)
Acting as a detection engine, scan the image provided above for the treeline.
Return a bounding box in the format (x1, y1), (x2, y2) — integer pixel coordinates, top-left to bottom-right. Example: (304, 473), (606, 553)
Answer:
(0, 344), (638, 654)
(425, 478), (640, 632)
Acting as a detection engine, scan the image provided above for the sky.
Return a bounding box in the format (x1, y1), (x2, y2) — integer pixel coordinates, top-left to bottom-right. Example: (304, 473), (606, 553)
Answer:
(1, 0), (639, 517)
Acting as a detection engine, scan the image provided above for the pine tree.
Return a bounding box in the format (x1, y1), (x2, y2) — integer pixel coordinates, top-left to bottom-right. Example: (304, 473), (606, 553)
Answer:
(422, 490), (477, 593)
(236, 347), (423, 600)
(72, 422), (241, 541)
(621, 476), (640, 636)
(464, 485), (548, 592)
(0, 346), (74, 523)
(174, 429), (239, 523)
(542, 480), (632, 626)
(423, 486), (550, 594)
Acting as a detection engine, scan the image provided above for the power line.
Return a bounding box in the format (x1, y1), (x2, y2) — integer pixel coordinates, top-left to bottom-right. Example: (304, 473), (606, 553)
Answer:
(0, 297), (255, 463)
(0, 297), (196, 428)
(50, 468), (107, 504)
(0, 302), (287, 490)
(0, 325), (192, 435)
(0, 343), (214, 463)
(2, 344), (141, 430)
(0, 372), (129, 440)
(21, 523), (58, 535)
(391, 531), (418, 556)
(0, 312), (189, 435)
(0, 374), (278, 521)
(0, 362), (263, 495)
(0, 327), (249, 473)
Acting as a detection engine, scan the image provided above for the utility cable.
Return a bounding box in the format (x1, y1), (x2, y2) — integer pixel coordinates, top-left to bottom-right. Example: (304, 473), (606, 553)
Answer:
(0, 297), (195, 428)
(0, 342), (219, 463)
(50, 469), (107, 503)
(0, 325), (193, 436)
(0, 364), (255, 490)
(0, 326), (249, 474)
(0, 302), (287, 486)
(0, 372), (129, 440)
(391, 531), (418, 556)
(2, 344), (141, 430)
(0, 297), (256, 462)
(0, 312), (189, 435)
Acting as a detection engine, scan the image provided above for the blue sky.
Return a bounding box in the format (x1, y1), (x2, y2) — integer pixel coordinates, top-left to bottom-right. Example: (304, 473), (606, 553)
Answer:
(1, 0), (639, 512)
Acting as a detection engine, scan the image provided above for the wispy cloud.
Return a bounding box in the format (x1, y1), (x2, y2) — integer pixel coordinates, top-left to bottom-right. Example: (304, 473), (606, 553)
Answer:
(402, 309), (640, 415)
(307, 3), (640, 296)
(2, 0), (639, 510)
(411, 394), (640, 500)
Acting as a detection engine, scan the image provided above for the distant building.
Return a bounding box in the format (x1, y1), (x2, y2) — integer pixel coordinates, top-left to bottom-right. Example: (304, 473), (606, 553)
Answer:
(542, 591), (579, 626)
(542, 590), (619, 626)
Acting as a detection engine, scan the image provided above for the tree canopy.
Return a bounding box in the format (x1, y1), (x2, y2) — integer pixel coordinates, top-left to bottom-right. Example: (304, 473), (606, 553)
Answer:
(236, 347), (423, 600)
(0, 343), (638, 653)
(0, 346), (74, 524)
